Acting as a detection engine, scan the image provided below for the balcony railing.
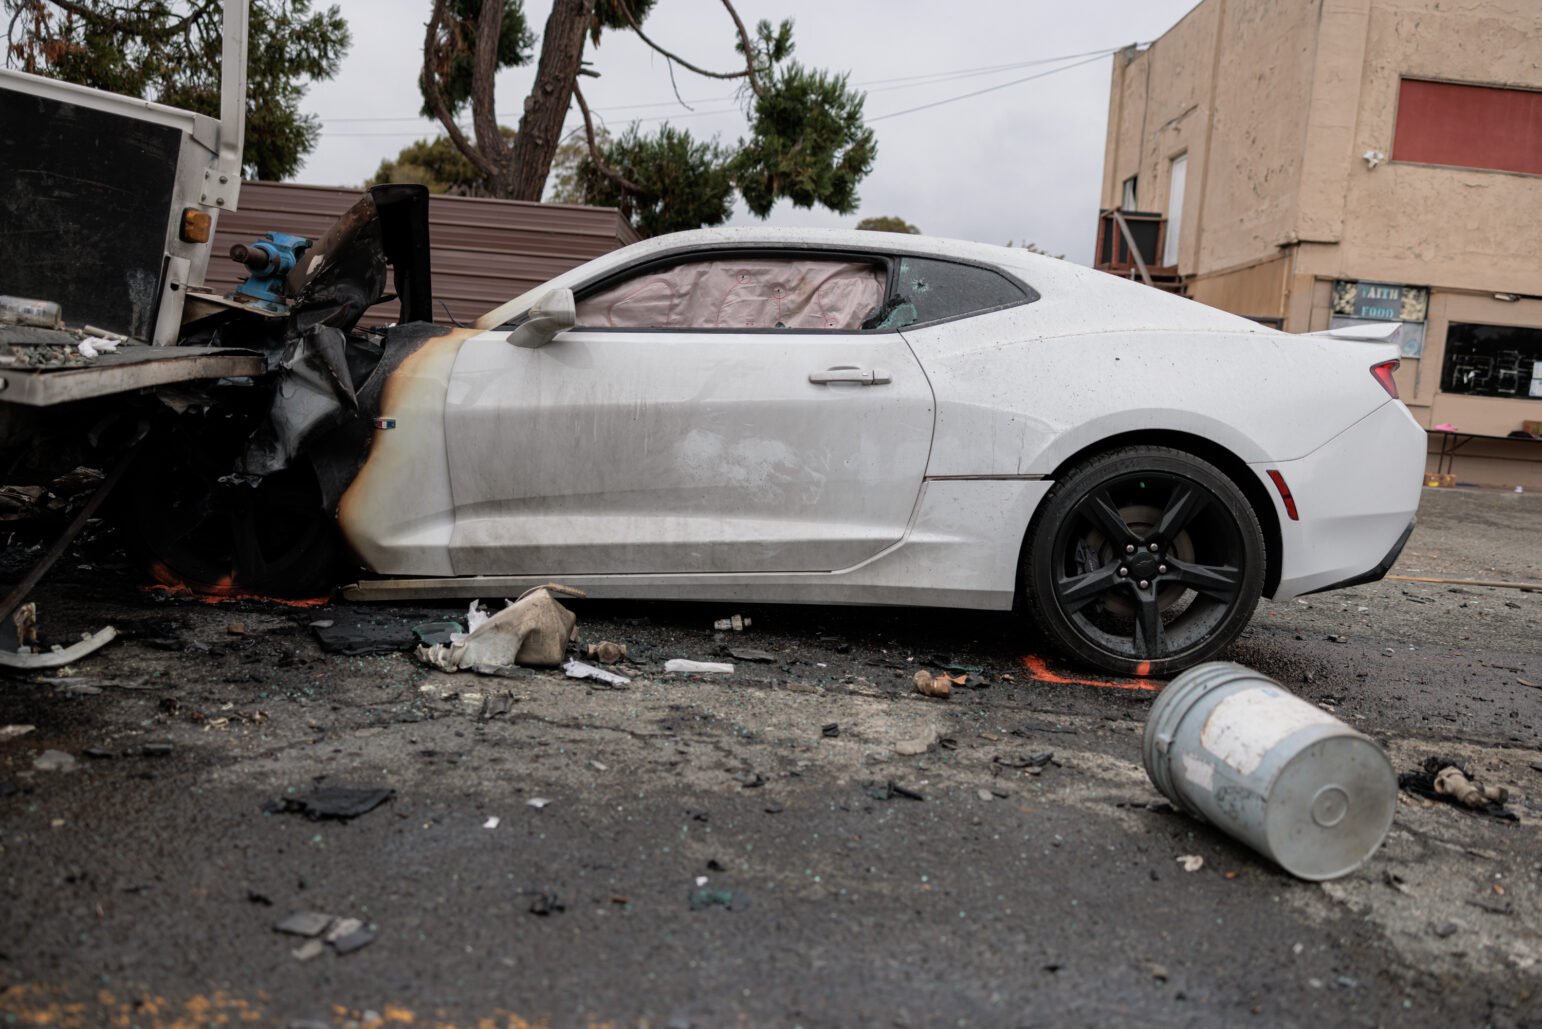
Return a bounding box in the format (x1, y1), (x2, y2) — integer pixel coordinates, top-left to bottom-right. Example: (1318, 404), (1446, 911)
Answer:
(1094, 209), (1180, 290)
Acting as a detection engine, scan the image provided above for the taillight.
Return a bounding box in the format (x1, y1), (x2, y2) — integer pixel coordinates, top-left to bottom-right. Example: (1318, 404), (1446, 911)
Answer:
(1370, 359), (1400, 398)
(1267, 469), (1299, 521)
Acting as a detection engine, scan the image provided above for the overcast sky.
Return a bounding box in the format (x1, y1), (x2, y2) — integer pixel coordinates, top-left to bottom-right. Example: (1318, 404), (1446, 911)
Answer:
(296, 1), (1200, 264)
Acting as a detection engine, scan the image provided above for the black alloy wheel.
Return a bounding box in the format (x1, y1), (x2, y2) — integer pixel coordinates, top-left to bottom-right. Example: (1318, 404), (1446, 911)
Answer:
(1024, 446), (1264, 677)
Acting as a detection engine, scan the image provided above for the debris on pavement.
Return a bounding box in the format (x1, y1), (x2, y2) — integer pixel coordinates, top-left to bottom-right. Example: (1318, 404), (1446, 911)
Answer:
(1399, 757), (1517, 821)
(274, 911), (376, 955)
(713, 614), (750, 631)
(274, 911), (334, 937)
(865, 779), (925, 802)
(728, 647), (776, 663)
(311, 619), (414, 656)
(562, 659), (631, 687)
(689, 887), (747, 911)
(0, 625), (118, 670)
(32, 749), (76, 772)
(912, 669), (958, 699)
(14, 601), (37, 647)
(416, 584), (582, 672)
(583, 640), (627, 663)
(1178, 855), (1205, 872)
(894, 736), (932, 757)
(664, 659), (734, 674)
(411, 620), (463, 646)
(528, 893), (565, 916)
(0, 724), (35, 741)
(483, 816), (500, 829)
(267, 786), (395, 822)
(821, 723), (840, 738)
(527, 797), (552, 809)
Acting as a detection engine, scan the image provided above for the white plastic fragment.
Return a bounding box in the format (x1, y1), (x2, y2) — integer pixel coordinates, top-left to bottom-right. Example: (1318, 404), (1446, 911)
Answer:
(562, 659), (631, 686)
(76, 336), (120, 358)
(0, 626), (117, 671)
(1177, 855), (1205, 872)
(0, 724), (35, 741)
(664, 659), (735, 674)
(527, 797), (551, 809)
(483, 816), (500, 829)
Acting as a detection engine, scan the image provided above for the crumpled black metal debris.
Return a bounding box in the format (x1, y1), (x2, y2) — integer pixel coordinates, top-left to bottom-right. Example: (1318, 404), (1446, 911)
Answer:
(1398, 757), (1517, 822)
(266, 786), (395, 821)
(311, 619), (413, 656)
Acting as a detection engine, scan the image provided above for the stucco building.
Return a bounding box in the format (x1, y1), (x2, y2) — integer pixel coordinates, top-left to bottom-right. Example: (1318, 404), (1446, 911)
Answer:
(1095, 0), (1542, 487)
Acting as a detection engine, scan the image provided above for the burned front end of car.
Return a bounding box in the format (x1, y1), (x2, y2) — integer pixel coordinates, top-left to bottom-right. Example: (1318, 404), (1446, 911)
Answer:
(2, 184), (449, 598)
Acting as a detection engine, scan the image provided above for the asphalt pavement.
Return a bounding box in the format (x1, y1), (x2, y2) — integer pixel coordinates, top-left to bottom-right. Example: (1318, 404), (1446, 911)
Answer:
(1, 486), (1538, 1027)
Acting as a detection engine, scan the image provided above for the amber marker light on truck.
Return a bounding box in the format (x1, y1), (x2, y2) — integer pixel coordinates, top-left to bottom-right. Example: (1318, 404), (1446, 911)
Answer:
(180, 208), (213, 244)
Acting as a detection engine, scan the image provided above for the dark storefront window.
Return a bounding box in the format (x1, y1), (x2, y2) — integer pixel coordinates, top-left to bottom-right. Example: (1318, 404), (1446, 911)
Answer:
(1440, 322), (1542, 400)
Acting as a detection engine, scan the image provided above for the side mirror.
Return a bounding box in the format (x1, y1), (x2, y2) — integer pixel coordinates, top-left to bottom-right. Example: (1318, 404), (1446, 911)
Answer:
(508, 288), (576, 349)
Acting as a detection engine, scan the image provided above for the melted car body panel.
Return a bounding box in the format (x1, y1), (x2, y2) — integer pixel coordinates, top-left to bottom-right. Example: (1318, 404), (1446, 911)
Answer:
(336, 328), (476, 575)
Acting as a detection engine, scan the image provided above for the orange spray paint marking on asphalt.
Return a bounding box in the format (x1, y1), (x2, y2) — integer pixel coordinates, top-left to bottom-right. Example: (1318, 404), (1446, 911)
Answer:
(1019, 654), (1162, 692)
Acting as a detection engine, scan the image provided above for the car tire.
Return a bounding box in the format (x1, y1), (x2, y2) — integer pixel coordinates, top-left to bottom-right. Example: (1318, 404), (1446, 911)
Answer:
(1023, 445), (1264, 677)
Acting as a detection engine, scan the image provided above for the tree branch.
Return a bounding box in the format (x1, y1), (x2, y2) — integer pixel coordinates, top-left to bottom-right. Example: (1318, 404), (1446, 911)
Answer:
(717, 0), (763, 96)
(573, 81), (643, 196)
(421, 0), (498, 181)
(39, 0), (216, 41)
(613, 0), (749, 84)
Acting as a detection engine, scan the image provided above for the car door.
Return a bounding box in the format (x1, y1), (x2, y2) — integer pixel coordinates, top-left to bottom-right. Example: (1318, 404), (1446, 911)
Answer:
(441, 250), (935, 576)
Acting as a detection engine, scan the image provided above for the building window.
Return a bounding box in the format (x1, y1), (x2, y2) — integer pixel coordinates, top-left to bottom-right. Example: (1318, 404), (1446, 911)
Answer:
(1121, 175), (1138, 209)
(1440, 322), (1542, 400)
(1393, 78), (1542, 176)
(1163, 154), (1186, 267)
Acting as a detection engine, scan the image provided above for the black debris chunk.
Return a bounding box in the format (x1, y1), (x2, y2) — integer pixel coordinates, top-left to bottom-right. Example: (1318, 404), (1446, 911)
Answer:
(821, 723), (840, 738)
(412, 620), (462, 646)
(865, 780), (925, 802)
(528, 893), (565, 917)
(267, 786), (395, 822)
(732, 771), (766, 789)
(312, 619), (414, 656)
(728, 648), (776, 663)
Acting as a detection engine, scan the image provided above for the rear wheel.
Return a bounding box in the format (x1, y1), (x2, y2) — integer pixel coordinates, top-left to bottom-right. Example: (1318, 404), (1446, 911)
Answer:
(1023, 446), (1264, 676)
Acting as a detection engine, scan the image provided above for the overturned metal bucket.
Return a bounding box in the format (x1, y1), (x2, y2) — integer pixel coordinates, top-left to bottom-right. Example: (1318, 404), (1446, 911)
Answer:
(1143, 662), (1396, 880)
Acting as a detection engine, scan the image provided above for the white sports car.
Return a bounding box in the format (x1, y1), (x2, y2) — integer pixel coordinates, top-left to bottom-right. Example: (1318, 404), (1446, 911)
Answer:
(138, 222), (1426, 676)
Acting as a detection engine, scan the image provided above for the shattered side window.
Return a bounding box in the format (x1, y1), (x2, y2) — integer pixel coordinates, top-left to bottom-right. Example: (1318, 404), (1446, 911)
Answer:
(865, 257), (1031, 330)
(574, 257), (884, 331)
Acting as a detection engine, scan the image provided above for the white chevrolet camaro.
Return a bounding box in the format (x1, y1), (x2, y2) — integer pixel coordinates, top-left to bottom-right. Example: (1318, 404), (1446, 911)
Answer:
(314, 227), (1425, 676)
(133, 225), (1424, 676)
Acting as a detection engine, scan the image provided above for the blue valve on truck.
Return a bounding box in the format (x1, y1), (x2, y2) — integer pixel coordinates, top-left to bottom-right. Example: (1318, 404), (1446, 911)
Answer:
(228, 232), (311, 315)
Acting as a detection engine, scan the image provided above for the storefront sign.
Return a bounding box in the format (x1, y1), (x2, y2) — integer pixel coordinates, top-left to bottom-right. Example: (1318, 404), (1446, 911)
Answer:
(1331, 281), (1430, 357)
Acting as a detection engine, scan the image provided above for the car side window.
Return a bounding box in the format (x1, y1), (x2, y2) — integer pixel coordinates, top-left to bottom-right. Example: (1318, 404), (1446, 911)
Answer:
(574, 256), (885, 331)
(864, 257), (1032, 330)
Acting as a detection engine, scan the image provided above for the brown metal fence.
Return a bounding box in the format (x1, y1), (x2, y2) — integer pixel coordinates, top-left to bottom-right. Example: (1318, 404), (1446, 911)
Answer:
(203, 181), (640, 328)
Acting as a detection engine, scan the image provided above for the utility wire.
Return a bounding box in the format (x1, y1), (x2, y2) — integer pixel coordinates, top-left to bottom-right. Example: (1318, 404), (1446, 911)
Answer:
(319, 44), (1136, 133)
(867, 51), (1118, 123)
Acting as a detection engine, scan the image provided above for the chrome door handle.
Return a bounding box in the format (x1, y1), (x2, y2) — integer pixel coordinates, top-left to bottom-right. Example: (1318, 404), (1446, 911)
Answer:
(808, 366), (891, 385)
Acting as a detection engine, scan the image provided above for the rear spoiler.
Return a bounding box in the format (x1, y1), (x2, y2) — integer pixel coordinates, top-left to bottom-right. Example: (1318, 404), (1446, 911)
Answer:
(1305, 322), (1401, 342)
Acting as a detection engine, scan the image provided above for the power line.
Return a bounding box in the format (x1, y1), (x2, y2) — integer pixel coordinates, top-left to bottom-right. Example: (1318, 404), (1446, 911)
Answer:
(867, 51), (1119, 123)
(317, 45), (1136, 128)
